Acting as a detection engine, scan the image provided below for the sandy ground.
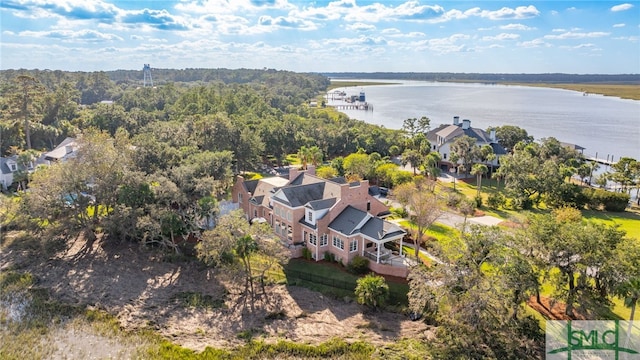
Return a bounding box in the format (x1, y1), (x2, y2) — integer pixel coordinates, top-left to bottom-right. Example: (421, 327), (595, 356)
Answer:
(1, 233), (429, 353)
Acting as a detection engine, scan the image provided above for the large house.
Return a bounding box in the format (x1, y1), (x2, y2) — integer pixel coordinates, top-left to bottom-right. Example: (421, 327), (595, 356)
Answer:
(0, 156), (20, 190)
(426, 116), (507, 173)
(232, 166), (409, 277)
(42, 137), (79, 163)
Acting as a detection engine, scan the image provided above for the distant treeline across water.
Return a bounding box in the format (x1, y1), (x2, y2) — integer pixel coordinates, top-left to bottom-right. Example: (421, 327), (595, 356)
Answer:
(323, 72), (640, 84)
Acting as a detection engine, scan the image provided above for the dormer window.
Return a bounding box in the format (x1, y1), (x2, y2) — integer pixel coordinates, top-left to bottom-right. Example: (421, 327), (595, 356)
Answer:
(307, 210), (313, 223)
(9, 163), (17, 172)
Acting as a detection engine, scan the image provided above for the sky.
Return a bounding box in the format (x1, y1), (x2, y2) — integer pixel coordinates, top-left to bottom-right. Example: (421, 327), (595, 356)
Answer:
(1, 1), (639, 74)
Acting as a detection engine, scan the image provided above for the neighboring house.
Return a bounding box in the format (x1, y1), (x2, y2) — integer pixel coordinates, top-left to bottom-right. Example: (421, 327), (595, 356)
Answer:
(426, 116), (507, 172)
(0, 156), (19, 190)
(43, 137), (79, 163)
(232, 166), (409, 277)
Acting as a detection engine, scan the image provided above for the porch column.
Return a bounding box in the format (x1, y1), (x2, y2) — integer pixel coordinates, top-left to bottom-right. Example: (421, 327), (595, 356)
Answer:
(400, 237), (403, 256)
(315, 231), (319, 261)
(376, 244), (381, 264)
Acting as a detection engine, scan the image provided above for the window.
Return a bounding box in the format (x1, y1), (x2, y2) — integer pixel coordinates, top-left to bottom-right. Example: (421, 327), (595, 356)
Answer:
(349, 240), (358, 252)
(307, 210), (313, 223)
(287, 225), (293, 240)
(275, 220), (281, 235)
(275, 207), (280, 217)
(332, 236), (344, 250)
(287, 211), (292, 221)
(238, 193), (243, 203)
(309, 233), (317, 246)
(253, 209), (257, 218)
(320, 234), (328, 247)
(9, 163), (17, 172)
(443, 153), (447, 160)
(367, 201), (371, 211)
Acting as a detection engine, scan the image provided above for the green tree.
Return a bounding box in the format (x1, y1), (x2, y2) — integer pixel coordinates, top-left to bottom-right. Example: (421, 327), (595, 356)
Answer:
(4, 75), (46, 149)
(470, 163), (488, 197)
(617, 278), (640, 321)
(355, 274), (389, 310)
(401, 149), (422, 175)
(490, 125), (533, 152)
(343, 152), (370, 180)
(449, 135), (479, 177)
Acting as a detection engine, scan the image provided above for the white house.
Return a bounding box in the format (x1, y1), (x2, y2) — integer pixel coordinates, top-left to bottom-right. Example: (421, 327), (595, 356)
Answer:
(0, 156), (19, 190)
(426, 116), (507, 172)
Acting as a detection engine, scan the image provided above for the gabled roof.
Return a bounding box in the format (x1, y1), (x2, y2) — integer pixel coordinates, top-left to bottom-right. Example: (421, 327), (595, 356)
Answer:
(243, 179), (259, 194)
(305, 198), (337, 210)
(329, 205), (406, 241)
(490, 143), (508, 155)
(44, 137), (78, 162)
(434, 124), (491, 143)
(273, 182), (326, 207)
(0, 156), (18, 175)
(360, 217), (406, 241)
(328, 206), (369, 235)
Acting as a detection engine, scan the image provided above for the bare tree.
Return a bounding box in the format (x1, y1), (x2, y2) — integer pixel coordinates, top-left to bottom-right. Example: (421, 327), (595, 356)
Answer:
(395, 181), (445, 259)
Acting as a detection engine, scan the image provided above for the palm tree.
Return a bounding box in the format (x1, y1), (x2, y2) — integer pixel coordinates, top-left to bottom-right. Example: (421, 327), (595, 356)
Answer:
(471, 163), (489, 197)
(424, 152), (441, 180)
(308, 145), (323, 167)
(297, 146), (310, 169)
(617, 277), (640, 321)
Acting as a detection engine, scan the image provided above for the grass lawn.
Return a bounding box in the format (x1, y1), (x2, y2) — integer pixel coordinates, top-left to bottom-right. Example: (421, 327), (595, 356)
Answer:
(581, 208), (640, 241)
(282, 258), (409, 306)
(402, 245), (431, 266)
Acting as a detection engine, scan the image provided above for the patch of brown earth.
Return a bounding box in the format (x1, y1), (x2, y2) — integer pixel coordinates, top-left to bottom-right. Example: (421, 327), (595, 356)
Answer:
(3, 234), (430, 352)
(526, 296), (590, 321)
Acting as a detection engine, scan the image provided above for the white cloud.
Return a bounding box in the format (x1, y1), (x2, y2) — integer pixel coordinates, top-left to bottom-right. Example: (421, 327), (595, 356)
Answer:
(482, 33), (520, 41)
(552, 28), (566, 32)
(18, 29), (123, 42)
(345, 22), (376, 32)
(500, 23), (535, 31)
(544, 31), (610, 40)
(258, 15), (318, 31)
(613, 23), (626, 28)
(517, 38), (550, 48)
(611, 3), (634, 12)
(175, 0), (295, 14)
(381, 28), (401, 35)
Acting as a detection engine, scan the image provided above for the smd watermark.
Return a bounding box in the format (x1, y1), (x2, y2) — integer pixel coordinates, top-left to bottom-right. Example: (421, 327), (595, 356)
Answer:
(547, 320), (640, 360)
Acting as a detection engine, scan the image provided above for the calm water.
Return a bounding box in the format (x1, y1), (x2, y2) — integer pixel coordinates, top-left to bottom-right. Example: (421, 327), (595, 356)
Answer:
(330, 81), (640, 160)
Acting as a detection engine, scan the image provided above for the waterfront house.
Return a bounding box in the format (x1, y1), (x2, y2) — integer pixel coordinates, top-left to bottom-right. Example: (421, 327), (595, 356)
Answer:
(232, 166), (410, 277)
(426, 116), (507, 173)
(0, 156), (19, 190)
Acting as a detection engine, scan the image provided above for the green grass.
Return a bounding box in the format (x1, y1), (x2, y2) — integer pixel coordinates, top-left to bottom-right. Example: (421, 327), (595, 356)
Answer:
(581, 209), (640, 240)
(284, 259), (409, 306)
(402, 245), (431, 266)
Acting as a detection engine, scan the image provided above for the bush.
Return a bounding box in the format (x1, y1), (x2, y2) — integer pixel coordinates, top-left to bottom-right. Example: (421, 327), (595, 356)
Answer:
(355, 274), (389, 310)
(474, 194), (483, 208)
(323, 251), (335, 262)
(302, 247), (312, 260)
(487, 192), (505, 209)
(445, 191), (461, 207)
(347, 255), (370, 275)
(390, 206), (408, 218)
(583, 188), (630, 212)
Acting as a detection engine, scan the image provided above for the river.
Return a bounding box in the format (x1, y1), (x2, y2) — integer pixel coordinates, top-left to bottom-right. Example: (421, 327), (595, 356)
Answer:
(329, 80), (640, 160)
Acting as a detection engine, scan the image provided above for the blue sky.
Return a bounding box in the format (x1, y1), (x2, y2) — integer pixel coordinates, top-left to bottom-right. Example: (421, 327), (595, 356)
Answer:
(1, 1), (638, 73)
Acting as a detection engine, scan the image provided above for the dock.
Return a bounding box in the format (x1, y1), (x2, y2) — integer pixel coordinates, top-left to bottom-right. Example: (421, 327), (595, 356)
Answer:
(586, 156), (617, 166)
(330, 102), (373, 111)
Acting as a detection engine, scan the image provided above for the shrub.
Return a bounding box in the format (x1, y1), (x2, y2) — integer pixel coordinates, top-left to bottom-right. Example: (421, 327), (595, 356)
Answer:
(487, 192), (505, 209)
(347, 255), (370, 275)
(445, 191), (462, 207)
(390, 206), (408, 218)
(583, 188), (630, 212)
(474, 194), (483, 208)
(301, 247), (312, 260)
(355, 274), (389, 310)
(323, 251), (335, 262)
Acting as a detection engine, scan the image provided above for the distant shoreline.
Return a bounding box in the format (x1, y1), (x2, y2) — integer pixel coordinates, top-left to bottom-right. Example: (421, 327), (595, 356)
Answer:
(329, 79), (640, 101)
